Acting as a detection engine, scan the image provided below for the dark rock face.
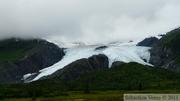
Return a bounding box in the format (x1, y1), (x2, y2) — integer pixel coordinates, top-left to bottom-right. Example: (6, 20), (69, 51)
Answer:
(95, 46), (108, 50)
(111, 61), (125, 68)
(149, 45), (180, 72)
(0, 61), (21, 83)
(137, 37), (158, 47)
(0, 38), (65, 83)
(149, 44), (180, 72)
(14, 40), (65, 72)
(44, 54), (109, 82)
(149, 45), (173, 67)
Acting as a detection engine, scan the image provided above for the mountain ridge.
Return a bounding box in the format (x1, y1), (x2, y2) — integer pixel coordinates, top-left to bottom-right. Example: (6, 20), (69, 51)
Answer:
(150, 27), (180, 72)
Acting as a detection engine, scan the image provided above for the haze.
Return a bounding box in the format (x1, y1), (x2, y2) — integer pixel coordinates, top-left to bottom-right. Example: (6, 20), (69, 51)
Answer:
(0, 0), (180, 44)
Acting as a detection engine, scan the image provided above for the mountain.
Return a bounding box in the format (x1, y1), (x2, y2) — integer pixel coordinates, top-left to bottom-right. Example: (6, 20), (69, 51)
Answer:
(40, 27), (180, 83)
(150, 27), (180, 72)
(0, 38), (65, 83)
(137, 37), (159, 47)
(1, 27), (180, 84)
(1, 28), (180, 99)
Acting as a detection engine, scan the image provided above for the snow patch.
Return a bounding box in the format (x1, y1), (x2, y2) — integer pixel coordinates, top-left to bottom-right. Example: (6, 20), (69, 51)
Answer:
(23, 74), (32, 80)
(22, 73), (37, 80)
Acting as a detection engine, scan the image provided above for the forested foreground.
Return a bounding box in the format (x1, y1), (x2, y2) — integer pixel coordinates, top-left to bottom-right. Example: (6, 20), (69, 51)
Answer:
(1, 63), (180, 101)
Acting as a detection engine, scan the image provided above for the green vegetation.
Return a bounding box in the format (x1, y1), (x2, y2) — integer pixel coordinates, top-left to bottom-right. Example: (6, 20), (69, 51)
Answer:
(2, 90), (180, 101)
(0, 38), (37, 61)
(75, 62), (180, 90)
(159, 28), (180, 50)
(159, 28), (180, 48)
(0, 48), (31, 61)
(0, 62), (180, 100)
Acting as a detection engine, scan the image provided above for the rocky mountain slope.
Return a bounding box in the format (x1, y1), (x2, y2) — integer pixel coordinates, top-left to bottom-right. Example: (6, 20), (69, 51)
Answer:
(43, 54), (109, 82)
(137, 37), (159, 47)
(150, 27), (180, 72)
(0, 38), (65, 83)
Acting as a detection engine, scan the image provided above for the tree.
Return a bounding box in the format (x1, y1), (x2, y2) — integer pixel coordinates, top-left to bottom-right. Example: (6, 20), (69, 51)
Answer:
(138, 82), (143, 90)
(84, 81), (90, 94)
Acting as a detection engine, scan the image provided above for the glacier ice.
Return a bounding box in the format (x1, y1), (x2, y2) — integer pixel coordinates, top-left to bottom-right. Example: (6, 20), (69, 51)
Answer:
(28, 43), (152, 81)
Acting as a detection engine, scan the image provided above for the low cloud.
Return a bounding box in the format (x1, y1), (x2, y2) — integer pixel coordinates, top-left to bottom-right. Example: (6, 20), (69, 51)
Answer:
(0, 0), (180, 43)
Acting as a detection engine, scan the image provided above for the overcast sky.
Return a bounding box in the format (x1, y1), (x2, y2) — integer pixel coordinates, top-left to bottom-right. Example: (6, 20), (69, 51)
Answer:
(0, 0), (180, 44)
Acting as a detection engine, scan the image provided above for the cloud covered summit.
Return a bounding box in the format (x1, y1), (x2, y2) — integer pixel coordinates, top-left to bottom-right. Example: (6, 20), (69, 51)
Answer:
(0, 0), (180, 44)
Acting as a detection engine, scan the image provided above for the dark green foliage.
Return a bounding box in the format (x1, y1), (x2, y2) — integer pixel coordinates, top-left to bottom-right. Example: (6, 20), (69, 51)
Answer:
(74, 62), (180, 90)
(127, 84), (131, 90)
(138, 82), (143, 90)
(0, 80), (69, 99)
(83, 81), (90, 94)
(0, 62), (180, 99)
(159, 28), (180, 48)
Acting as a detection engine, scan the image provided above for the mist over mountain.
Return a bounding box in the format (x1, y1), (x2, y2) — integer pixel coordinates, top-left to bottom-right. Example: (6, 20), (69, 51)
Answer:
(0, 26), (180, 101)
(0, 26), (180, 83)
(0, 0), (180, 44)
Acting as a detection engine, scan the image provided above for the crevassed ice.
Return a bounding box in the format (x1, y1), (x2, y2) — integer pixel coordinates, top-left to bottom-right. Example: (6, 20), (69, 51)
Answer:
(27, 45), (151, 81)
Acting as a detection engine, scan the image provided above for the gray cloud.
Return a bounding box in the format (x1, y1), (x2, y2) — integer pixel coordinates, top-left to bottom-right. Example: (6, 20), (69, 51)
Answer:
(0, 0), (180, 43)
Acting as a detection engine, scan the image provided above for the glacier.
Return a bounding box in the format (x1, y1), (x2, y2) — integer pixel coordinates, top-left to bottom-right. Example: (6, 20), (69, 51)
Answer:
(27, 42), (152, 81)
